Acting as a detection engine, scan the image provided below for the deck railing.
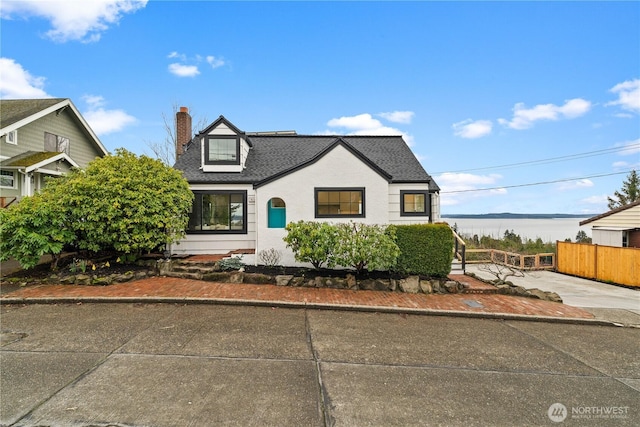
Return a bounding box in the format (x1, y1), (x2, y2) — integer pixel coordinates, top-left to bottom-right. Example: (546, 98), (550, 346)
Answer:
(451, 228), (466, 272)
(464, 249), (555, 270)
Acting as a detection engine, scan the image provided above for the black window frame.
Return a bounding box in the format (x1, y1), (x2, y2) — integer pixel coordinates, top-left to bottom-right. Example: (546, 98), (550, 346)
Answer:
(400, 190), (430, 217)
(204, 136), (241, 165)
(314, 187), (365, 218)
(187, 190), (248, 234)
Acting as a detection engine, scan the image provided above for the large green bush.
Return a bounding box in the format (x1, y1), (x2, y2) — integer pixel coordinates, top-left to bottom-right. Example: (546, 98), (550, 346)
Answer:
(0, 192), (75, 270)
(46, 148), (193, 255)
(395, 223), (454, 277)
(1, 149), (193, 270)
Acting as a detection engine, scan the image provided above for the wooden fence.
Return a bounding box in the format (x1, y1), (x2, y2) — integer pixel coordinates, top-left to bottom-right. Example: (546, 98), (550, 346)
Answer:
(556, 241), (640, 287)
(465, 249), (555, 270)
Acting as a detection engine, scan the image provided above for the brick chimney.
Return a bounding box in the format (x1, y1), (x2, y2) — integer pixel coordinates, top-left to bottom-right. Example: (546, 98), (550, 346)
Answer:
(176, 106), (192, 157)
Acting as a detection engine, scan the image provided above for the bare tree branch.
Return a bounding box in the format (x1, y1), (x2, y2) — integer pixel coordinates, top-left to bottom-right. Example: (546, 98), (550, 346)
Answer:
(144, 102), (208, 166)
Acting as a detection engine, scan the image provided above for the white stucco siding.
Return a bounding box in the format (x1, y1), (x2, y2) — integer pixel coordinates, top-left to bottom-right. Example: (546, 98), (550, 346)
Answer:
(254, 144), (390, 266)
(170, 184), (256, 255)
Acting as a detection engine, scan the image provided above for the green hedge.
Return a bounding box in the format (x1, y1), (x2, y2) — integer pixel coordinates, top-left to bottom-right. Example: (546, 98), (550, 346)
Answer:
(394, 223), (454, 277)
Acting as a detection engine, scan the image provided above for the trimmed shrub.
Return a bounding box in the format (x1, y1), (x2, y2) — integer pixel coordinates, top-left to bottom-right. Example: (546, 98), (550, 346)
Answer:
(395, 223), (454, 277)
(283, 221), (337, 269)
(330, 222), (400, 273)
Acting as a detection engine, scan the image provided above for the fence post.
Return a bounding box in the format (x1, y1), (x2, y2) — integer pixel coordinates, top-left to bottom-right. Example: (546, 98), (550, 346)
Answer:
(594, 244), (598, 281)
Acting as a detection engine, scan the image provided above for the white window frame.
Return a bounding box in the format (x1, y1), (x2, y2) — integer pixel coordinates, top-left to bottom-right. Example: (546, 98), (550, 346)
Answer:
(0, 170), (16, 189)
(5, 130), (17, 145)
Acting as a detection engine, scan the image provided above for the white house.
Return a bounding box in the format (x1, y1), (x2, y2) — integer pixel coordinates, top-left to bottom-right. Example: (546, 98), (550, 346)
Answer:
(579, 200), (640, 248)
(170, 110), (441, 266)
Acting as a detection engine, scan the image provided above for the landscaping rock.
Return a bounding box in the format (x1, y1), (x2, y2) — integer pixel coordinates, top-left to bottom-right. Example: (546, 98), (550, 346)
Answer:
(114, 271), (136, 283)
(276, 275), (293, 286)
(546, 292), (563, 303)
(290, 276), (306, 287)
(512, 286), (529, 297)
(359, 279), (390, 291)
(431, 280), (443, 294)
(75, 274), (92, 285)
(444, 281), (459, 294)
(228, 272), (244, 283)
(526, 288), (546, 300)
(345, 274), (357, 290)
(419, 280), (433, 294)
(60, 275), (76, 285)
(92, 276), (113, 286)
(399, 276), (420, 293)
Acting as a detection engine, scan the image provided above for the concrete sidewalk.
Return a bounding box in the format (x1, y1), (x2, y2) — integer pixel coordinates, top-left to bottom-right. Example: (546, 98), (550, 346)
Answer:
(0, 275), (629, 326)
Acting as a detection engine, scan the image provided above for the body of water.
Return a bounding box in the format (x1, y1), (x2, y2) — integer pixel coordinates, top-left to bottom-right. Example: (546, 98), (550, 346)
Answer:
(442, 218), (591, 243)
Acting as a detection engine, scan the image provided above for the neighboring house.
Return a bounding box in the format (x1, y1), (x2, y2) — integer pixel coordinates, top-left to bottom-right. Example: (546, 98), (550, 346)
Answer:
(579, 200), (640, 248)
(0, 98), (108, 206)
(171, 109), (441, 266)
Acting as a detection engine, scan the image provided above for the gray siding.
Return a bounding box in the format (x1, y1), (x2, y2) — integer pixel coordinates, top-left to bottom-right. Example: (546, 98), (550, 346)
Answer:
(0, 108), (103, 168)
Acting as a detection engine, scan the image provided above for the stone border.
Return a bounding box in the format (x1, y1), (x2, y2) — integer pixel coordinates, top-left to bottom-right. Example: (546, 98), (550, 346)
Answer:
(464, 272), (563, 303)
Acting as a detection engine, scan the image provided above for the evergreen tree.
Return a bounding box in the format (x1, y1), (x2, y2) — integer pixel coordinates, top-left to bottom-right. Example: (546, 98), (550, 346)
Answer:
(607, 170), (639, 210)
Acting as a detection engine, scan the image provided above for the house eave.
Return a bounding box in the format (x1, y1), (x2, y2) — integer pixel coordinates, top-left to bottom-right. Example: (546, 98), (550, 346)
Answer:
(0, 98), (108, 156)
(580, 200), (640, 226)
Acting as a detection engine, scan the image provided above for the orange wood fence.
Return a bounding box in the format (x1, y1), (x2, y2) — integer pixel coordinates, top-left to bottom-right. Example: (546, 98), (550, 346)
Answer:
(556, 241), (640, 287)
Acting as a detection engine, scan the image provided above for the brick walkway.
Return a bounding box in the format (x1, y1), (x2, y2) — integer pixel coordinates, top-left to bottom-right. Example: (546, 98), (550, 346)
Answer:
(1, 276), (597, 322)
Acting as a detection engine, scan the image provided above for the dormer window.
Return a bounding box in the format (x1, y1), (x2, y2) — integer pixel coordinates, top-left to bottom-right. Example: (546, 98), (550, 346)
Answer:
(205, 136), (240, 165)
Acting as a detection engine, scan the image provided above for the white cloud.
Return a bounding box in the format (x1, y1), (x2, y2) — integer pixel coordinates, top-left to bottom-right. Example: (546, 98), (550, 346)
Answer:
(167, 51), (185, 61)
(436, 172), (505, 206)
(378, 111), (414, 124)
(82, 95), (136, 135)
(498, 98), (591, 130)
(167, 52), (225, 77)
(615, 138), (640, 156)
(581, 194), (608, 205)
(168, 63), (200, 77)
(557, 179), (594, 191)
(0, 57), (50, 98)
(452, 119), (493, 139)
(325, 113), (414, 146)
(606, 79), (640, 113)
(206, 56), (225, 69)
(0, 0), (147, 43)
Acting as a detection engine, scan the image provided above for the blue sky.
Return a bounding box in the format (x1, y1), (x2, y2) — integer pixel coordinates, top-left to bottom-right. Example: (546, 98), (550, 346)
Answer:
(1, 0), (638, 215)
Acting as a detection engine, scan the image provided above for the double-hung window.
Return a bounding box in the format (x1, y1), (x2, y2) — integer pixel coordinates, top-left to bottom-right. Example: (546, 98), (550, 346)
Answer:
(315, 188), (365, 218)
(205, 136), (240, 165)
(400, 190), (429, 216)
(0, 170), (15, 188)
(188, 191), (247, 233)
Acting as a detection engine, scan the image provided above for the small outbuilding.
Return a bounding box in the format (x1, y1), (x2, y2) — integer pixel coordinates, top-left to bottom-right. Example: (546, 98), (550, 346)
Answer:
(579, 200), (640, 248)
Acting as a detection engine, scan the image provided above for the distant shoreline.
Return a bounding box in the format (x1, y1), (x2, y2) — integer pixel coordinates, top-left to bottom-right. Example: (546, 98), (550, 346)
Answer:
(441, 213), (590, 219)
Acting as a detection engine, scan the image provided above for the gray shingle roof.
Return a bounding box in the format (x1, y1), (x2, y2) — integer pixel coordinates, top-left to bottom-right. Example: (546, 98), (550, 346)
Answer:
(0, 98), (67, 128)
(175, 132), (439, 191)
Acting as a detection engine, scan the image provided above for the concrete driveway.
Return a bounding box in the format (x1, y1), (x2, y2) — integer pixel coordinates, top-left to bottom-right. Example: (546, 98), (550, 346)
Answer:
(1, 303), (638, 426)
(466, 265), (640, 326)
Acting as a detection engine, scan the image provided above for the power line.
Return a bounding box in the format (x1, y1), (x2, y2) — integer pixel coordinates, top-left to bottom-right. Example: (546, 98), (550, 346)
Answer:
(441, 170), (633, 194)
(432, 143), (640, 175)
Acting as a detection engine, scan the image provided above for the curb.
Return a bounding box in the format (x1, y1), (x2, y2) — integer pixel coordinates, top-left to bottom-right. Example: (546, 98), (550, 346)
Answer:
(0, 296), (618, 327)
